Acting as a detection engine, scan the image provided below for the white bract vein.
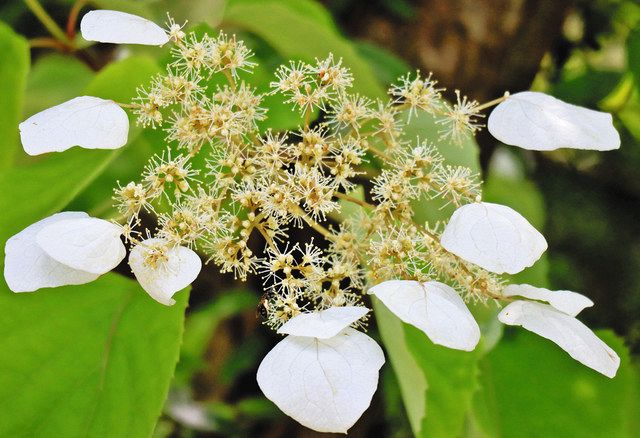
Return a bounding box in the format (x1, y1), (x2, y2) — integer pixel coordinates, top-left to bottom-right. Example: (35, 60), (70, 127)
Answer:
(257, 328), (384, 433)
(80, 10), (169, 46)
(368, 280), (480, 351)
(4, 212), (100, 292)
(277, 306), (369, 339)
(498, 300), (619, 378)
(36, 217), (126, 275)
(19, 96), (129, 155)
(128, 238), (201, 305)
(440, 202), (547, 274)
(503, 283), (593, 317)
(488, 91), (620, 151)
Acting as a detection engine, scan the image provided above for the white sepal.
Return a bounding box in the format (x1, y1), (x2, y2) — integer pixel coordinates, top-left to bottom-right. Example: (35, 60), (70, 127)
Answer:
(503, 283), (593, 317)
(19, 96), (128, 155)
(257, 328), (384, 433)
(488, 91), (620, 151)
(81, 10), (169, 46)
(277, 306), (369, 339)
(368, 280), (480, 351)
(36, 217), (126, 275)
(4, 212), (99, 292)
(128, 238), (201, 305)
(440, 202), (547, 274)
(498, 301), (620, 378)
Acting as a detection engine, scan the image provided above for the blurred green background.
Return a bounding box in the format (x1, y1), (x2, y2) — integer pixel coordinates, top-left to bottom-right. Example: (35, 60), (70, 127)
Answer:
(0, 0), (639, 437)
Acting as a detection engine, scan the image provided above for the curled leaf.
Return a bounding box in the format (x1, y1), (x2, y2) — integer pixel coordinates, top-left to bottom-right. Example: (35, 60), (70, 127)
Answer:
(81, 10), (169, 46)
(257, 328), (384, 433)
(277, 306), (369, 339)
(498, 301), (619, 378)
(129, 238), (201, 305)
(36, 217), (126, 275)
(488, 91), (620, 151)
(19, 96), (129, 155)
(503, 284), (593, 317)
(441, 202), (547, 274)
(369, 280), (480, 351)
(4, 212), (99, 292)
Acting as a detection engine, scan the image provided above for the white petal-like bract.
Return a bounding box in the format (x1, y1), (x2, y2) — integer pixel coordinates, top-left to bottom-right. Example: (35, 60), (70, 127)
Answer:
(81, 10), (169, 46)
(4, 212), (99, 292)
(369, 280), (480, 351)
(129, 238), (201, 305)
(36, 217), (126, 275)
(488, 91), (620, 151)
(498, 301), (620, 378)
(277, 306), (369, 339)
(503, 283), (593, 317)
(19, 96), (128, 155)
(257, 328), (384, 433)
(441, 202), (547, 274)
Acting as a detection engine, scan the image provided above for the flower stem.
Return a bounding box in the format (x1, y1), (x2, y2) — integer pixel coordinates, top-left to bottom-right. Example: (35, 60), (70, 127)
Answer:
(24, 0), (73, 47)
(334, 192), (374, 210)
(66, 0), (87, 39)
(475, 92), (510, 112)
(367, 145), (392, 161)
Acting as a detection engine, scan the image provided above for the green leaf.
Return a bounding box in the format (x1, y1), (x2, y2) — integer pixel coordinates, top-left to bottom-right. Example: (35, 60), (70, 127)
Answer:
(23, 54), (94, 117)
(374, 299), (481, 437)
(84, 55), (160, 102)
(373, 298), (428, 435)
(473, 330), (638, 438)
(0, 149), (119, 243)
(627, 27), (640, 86)
(0, 21), (29, 169)
(406, 326), (480, 438)
(354, 41), (410, 87)
(0, 52), (188, 437)
(223, 0), (385, 98)
(0, 274), (189, 437)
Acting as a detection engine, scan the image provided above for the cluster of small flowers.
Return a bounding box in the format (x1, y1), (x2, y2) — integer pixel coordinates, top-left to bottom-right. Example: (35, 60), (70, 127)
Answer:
(119, 27), (500, 330)
(6, 9), (624, 435)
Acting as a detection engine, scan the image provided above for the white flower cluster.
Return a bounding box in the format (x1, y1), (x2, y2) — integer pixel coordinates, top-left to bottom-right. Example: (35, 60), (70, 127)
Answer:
(4, 9), (623, 434)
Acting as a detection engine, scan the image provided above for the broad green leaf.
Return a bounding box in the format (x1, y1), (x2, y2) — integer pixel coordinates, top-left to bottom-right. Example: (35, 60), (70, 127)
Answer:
(23, 54), (94, 117)
(0, 149), (119, 243)
(0, 21), (29, 169)
(223, 0), (385, 98)
(406, 326), (481, 438)
(374, 298), (428, 435)
(355, 41), (410, 87)
(84, 55), (160, 103)
(374, 298), (482, 438)
(473, 330), (637, 438)
(0, 274), (189, 437)
(0, 52), (189, 437)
